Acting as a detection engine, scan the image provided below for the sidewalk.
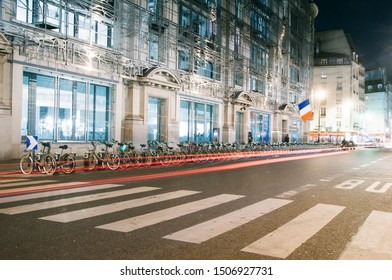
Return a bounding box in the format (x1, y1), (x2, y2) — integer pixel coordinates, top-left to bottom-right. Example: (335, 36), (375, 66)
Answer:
(0, 145), (345, 177)
(0, 159), (21, 175)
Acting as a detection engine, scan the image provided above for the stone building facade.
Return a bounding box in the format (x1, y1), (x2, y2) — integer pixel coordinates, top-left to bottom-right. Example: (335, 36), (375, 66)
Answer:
(0, 0), (318, 159)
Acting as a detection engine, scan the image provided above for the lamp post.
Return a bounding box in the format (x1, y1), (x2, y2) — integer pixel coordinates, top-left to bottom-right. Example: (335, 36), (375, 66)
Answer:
(316, 90), (326, 143)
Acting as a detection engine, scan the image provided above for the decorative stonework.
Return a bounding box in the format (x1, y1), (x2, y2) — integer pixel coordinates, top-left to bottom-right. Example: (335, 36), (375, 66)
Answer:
(179, 72), (225, 99)
(230, 91), (254, 109)
(138, 67), (181, 90)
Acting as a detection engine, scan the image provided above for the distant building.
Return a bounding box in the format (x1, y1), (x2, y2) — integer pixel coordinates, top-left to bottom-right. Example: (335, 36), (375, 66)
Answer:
(311, 29), (365, 144)
(364, 68), (392, 142)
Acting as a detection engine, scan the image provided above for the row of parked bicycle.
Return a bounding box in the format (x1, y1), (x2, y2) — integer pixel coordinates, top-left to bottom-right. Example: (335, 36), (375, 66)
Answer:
(19, 140), (340, 175)
(19, 142), (76, 175)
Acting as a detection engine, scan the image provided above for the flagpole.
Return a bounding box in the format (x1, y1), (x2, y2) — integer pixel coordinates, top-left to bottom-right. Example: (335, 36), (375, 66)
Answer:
(316, 90), (326, 143)
(318, 106), (321, 143)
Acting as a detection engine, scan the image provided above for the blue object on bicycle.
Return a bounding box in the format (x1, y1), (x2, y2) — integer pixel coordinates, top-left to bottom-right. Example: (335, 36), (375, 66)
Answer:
(26, 135), (39, 150)
(120, 144), (127, 152)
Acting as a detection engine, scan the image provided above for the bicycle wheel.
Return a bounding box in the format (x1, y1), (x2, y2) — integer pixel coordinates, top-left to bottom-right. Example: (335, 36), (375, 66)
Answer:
(60, 154), (76, 174)
(170, 152), (181, 166)
(159, 152), (172, 166)
(107, 153), (120, 170)
(42, 155), (56, 175)
(140, 153), (152, 167)
(85, 153), (98, 171)
(119, 153), (130, 169)
(130, 153), (142, 168)
(20, 155), (33, 175)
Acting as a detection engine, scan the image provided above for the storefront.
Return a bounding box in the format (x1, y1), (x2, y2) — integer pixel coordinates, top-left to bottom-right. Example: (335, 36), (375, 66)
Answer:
(250, 111), (270, 143)
(21, 68), (114, 143)
(179, 99), (218, 143)
(309, 131), (346, 144)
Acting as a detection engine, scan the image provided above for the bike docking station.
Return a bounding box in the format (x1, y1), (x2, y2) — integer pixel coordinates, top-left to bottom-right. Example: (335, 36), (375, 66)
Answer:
(19, 136), (76, 175)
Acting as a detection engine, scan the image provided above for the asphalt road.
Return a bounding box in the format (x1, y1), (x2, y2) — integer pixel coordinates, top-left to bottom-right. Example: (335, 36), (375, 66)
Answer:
(1, 148), (392, 260)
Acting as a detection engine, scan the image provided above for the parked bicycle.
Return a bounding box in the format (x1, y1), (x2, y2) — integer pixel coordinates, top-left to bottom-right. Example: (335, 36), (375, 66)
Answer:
(112, 139), (131, 169)
(83, 141), (120, 171)
(138, 143), (153, 167)
(53, 144), (76, 174)
(19, 141), (56, 175)
(126, 141), (142, 168)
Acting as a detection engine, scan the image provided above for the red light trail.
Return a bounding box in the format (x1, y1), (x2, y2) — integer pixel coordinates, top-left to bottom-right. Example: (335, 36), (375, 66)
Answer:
(0, 151), (347, 197)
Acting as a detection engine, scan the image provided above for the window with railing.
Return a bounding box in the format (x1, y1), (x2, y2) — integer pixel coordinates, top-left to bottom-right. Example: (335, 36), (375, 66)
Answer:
(290, 65), (300, 83)
(235, 0), (243, 19)
(336, 107), (342, 118)
(178, 2), (219, 43)
(321, 107), (326, 117)
(194, 55), (219, 79)
(250, 9), (269, 40)
(251, 44), (269, 69)
(16, 0), (114, 48)
(234, 65), (243, 86)
(148, 0), (163, 16)
(178, 48), (190, 71)
(289, 92), (297, 104)
(250, 78), (265, 94)
(234, 27), (242, 56)
(149, 33), (159, 62)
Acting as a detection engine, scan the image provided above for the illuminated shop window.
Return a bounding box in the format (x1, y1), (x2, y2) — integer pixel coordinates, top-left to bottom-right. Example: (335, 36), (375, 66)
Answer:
(22, 71), (112, 142)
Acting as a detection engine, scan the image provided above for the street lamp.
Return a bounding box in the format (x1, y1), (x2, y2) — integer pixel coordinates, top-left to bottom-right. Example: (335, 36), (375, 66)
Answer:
(316, 90), (326, 143)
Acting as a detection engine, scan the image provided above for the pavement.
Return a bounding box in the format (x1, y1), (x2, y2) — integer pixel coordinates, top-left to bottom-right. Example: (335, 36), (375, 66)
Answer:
(0, 159), (20, 176)
(0, 145), (344, 178)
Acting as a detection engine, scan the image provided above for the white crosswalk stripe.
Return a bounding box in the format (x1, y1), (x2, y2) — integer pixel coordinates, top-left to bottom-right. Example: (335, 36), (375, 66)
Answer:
(40, 190), (200, 223)
(0, 178), (45, 188)
(0, 181), (86, 196)
(0, 186), (158, 214)
(340, 211), (392, 259)
(241, 203), (345, 258)
(3, 182), (392, 259)
(0, 183), (126, 204)
(96, 194), (244, 233)
(164, 198), (292, 244)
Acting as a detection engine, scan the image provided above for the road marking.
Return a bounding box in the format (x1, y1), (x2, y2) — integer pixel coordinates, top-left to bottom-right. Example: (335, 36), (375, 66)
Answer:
(365, 182), (392, 193)
(241, 203), (345, 258)
(320, 174), (342, 182)
(0, 181), (86, 195)
(40, 190), (200, 223)
(164, 198), (292, 244)
(340, 211), (392, 259)
(0, 180), (55, 188)
(96, 194), (244, 233)
(334, 179), (365, 190)
(0, 178), (30, 185)
(275, 184), (315, 199)
(0, 186), (158, 214)
(0, 184), (126, 204)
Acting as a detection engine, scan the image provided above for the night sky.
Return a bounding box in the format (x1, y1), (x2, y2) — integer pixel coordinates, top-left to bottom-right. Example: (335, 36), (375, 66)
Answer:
(313, 0), (392, 81)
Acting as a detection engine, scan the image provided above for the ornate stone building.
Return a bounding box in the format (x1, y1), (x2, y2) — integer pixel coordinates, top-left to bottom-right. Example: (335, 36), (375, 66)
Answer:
(0, 0), (318, 159)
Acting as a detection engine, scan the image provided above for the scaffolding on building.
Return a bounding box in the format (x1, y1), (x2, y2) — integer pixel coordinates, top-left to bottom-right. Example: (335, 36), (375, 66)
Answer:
(0, 0), (318, 148)
(0, 0), (316, 105)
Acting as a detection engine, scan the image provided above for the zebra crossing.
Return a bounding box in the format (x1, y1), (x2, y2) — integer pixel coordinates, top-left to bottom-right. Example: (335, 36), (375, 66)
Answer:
(241, 204), (346, 258)
(1, 179), (392, 259)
